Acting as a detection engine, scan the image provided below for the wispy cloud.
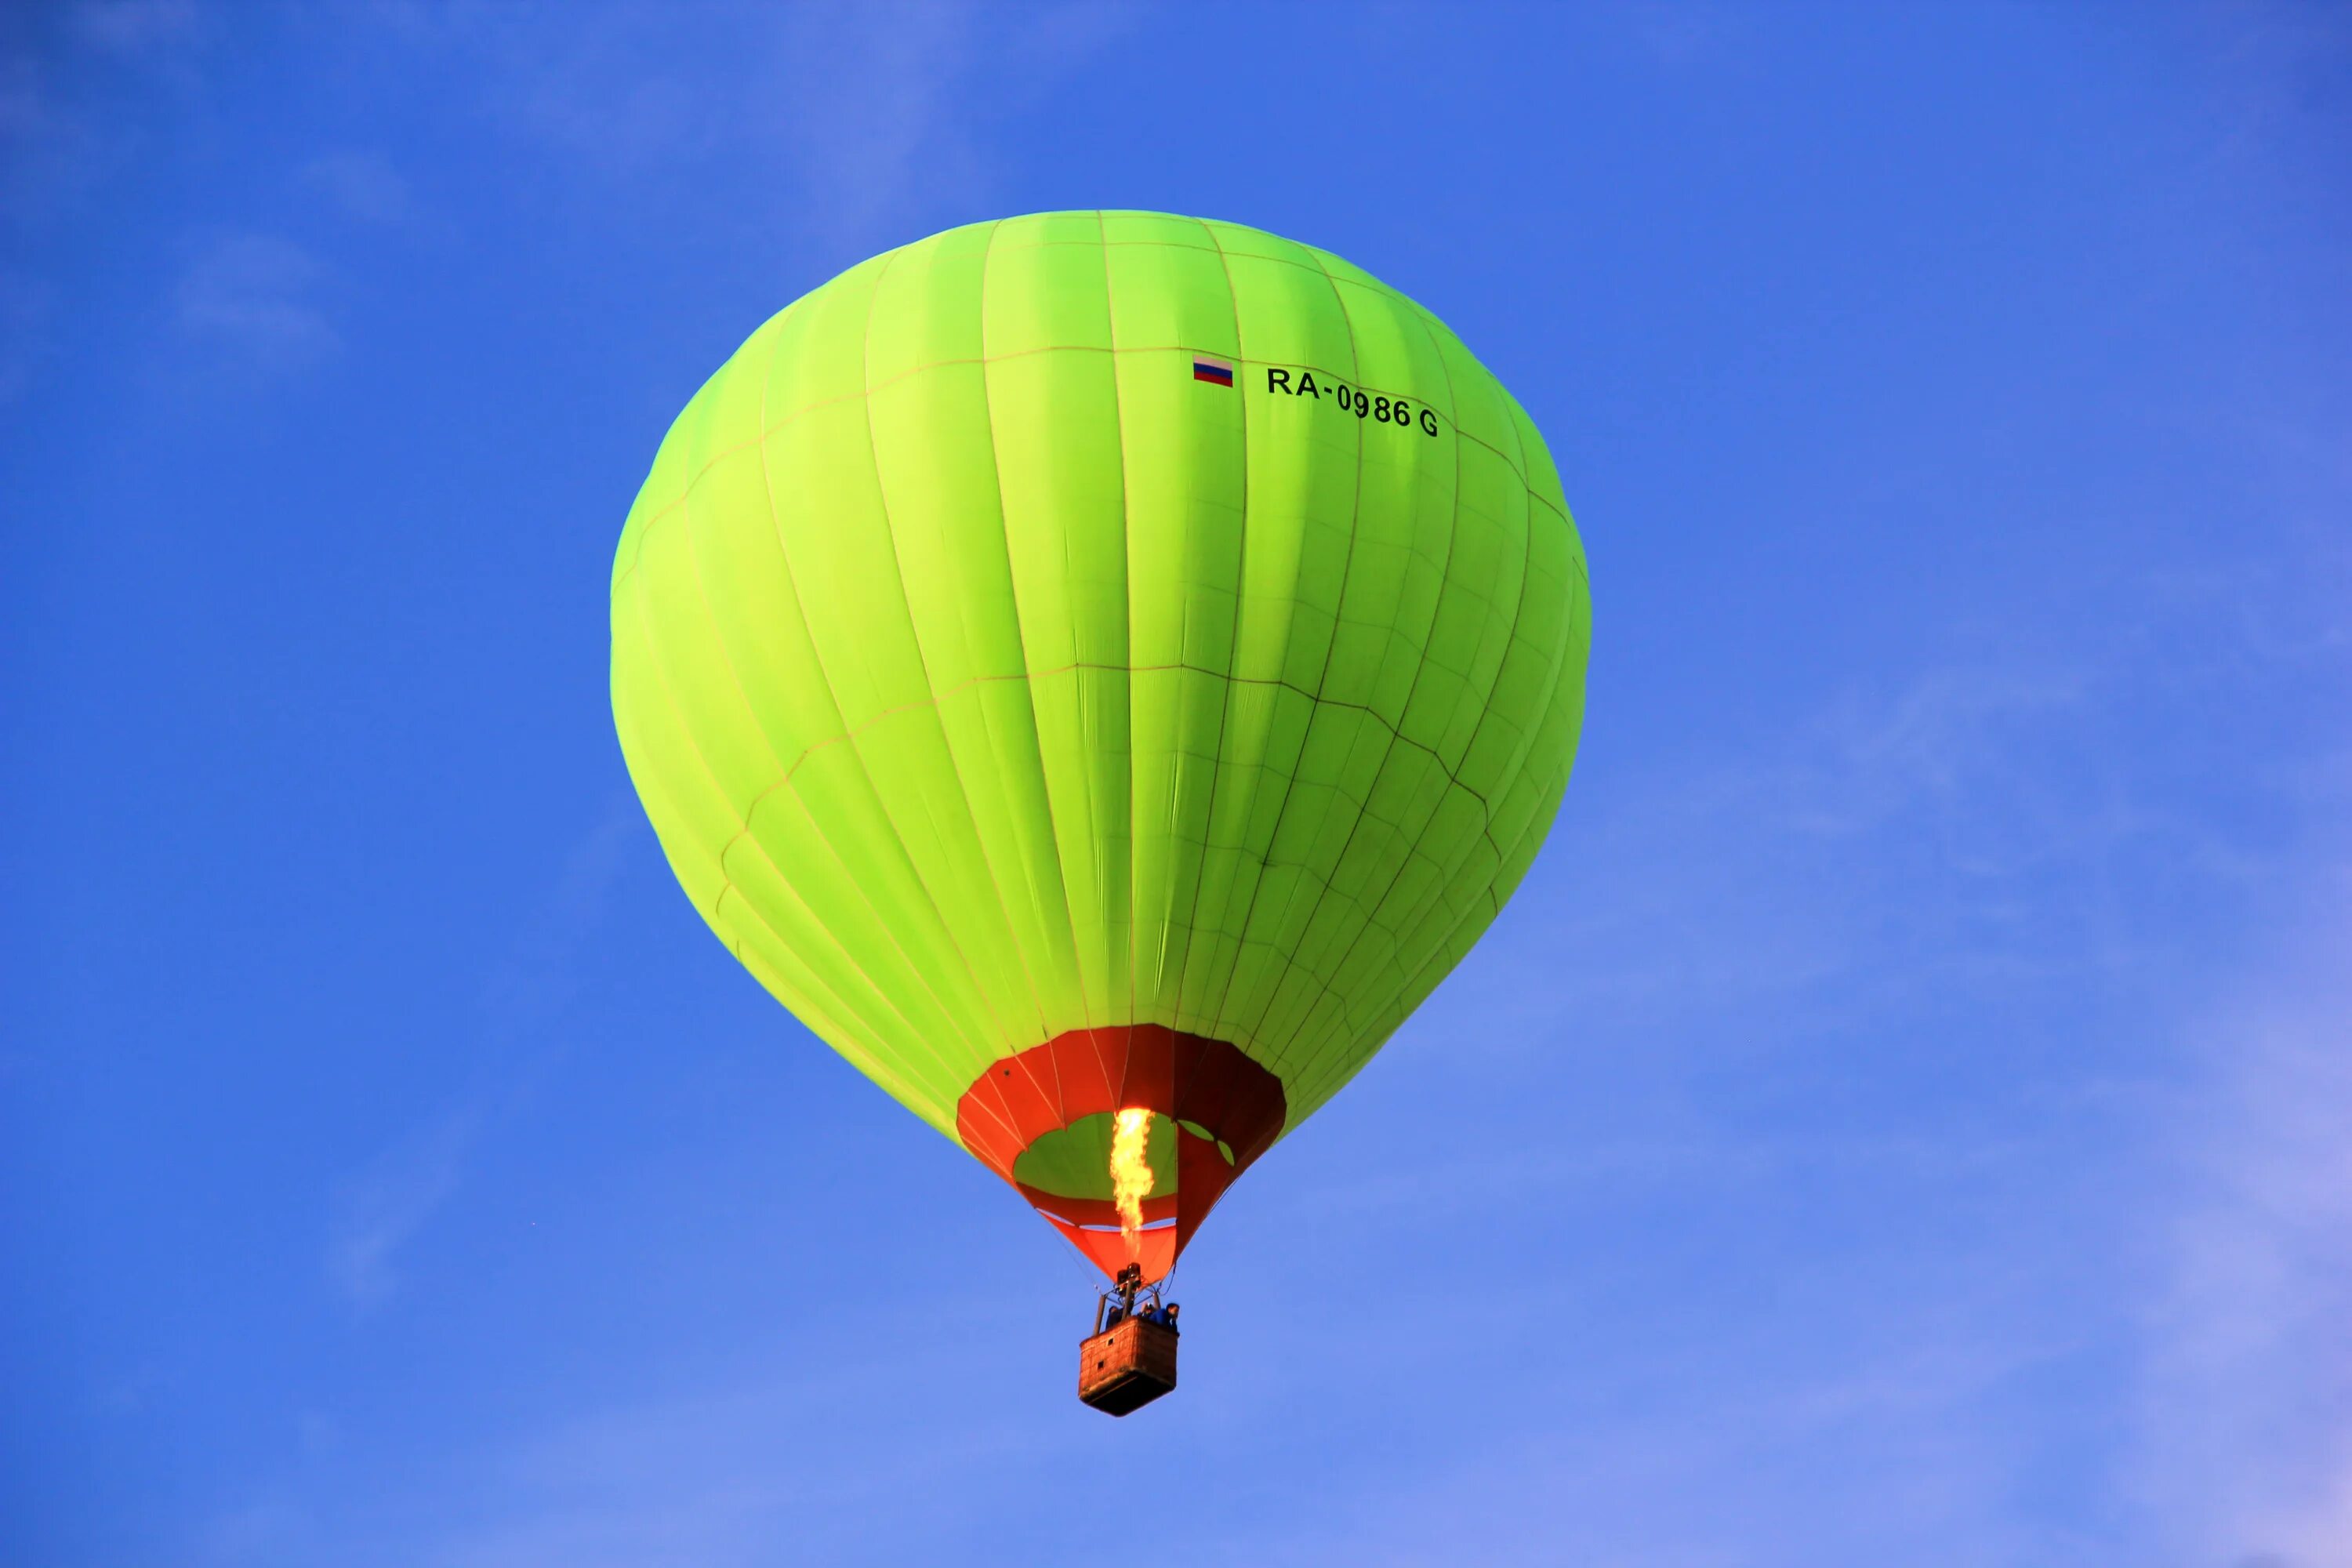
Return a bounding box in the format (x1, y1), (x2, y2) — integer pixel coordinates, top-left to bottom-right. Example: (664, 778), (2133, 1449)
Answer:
(2, 34), (100, 401)
(2, 3), (214, 401)
(2130, 896), (2352, 1566)
(1476, 545), (2350, 1063)
(300, 149), (414, 227)
(327, 1101), (484, 1308)
(2, 0), (206, 213)
(0, 266), (52, 405)
(64, 0), (201, 59)
(326, 799), (641, 1308)
(1470, 654), (2125, 1051)
(441, 0), (1138, 255)
(172, 229), (341, 373)
(1287, 551), (2352, 1563)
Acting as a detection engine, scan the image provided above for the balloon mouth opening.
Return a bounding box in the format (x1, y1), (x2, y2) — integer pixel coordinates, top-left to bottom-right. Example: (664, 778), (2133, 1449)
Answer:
(955, 1026), (1286, 1283)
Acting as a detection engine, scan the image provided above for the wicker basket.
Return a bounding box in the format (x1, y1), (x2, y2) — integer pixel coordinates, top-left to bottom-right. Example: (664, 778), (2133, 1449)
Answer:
(1077, 1315), (1179, 1414)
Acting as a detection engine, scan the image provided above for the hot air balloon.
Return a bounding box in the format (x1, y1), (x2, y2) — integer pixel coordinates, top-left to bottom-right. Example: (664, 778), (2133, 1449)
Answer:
(611, 211), (1589, 1411)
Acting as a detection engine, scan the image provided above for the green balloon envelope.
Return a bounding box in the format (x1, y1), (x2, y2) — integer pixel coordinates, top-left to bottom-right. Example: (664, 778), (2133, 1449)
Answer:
(611, 211), (1590, 1279)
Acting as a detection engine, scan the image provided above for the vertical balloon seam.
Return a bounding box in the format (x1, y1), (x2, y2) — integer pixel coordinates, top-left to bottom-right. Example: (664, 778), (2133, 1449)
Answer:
(615, 214), (1587, 1156)
(686, 407), (989, 1112)
(1496, 416), (1590, 905)
(1256, 237), (1385, 1062)
(974, 218), (1103, 1058)
(731, 935), (946, 1135)
(612, 664), (880, 1065)
(1349, 601), (1585, 1100)
(829, 241), (1033, 1081)
(1289, 303), (1554, 1100)
(1061, 223), (1130, 1095)
(1223, 230), (1421, 1105)
(619, 530), (951, 1098)
(1170, 216), (1270, 1058)
(1294, 306), (1564, 1083)
(1218, 232), (1336, 1067)
(607, 325), (805, 600)
(1018, 226), (1122, 1093)
(1195, 230), (1374, 1053)
(626, 606), (889, 1072)
(1191, 220), (1310, 1058)
(1312, 701), (1576, 1120)
(960, 223), (1098, 1142)
(769, 285), (1018, 1104)
(1373, 311), (1558, 911)
(857, 233), (1055, 1063)
(1284, 597), (1556, 1113)
(932, 230), (1077, 1083)
(729, 267), (996, 1107)
(1138, 230), (1195, 1043)
(1354, 312), (1550, 956)
(955, 220), (1059, 1074)
(1495, 699), (1582, 926)
(1270, 249), (1490, 1061)
(1204, 239), (1383, 1067)
(643, 376), (829, 940)
(1115, 229), (1193, 1048)
(1483, 394), (1586, 823)
(1318, 285), (1492, 1020)
(924, 233), (1072, 1061)
(1167, 213), (1254, 1061)
(1246, 260), (1472, 1094)
(1092, 212), (1145, 1054)
(1039, 227), (1120, 1077)
(1111, 226), (1200, 1043)
(1199, 235), (1374, 1064)
(1189, 225), (1334, 1065)
(953, 234), (1097, 1058)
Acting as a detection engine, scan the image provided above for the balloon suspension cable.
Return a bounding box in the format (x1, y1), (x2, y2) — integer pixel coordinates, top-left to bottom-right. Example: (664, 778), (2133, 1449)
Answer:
(1091, 1259), (1180, 1338)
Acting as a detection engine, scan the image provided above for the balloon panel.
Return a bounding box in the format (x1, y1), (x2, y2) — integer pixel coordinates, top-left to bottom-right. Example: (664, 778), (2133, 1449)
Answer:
(612, 212), (1588, 1214)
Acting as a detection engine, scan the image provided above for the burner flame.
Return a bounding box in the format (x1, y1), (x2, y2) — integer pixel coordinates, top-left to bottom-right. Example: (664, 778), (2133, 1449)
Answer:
(1109, 1107), (1154, 1255)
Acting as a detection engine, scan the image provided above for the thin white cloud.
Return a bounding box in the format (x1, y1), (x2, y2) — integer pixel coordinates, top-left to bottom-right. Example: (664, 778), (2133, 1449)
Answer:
(438, 1), (1138, 256)
(1474, 542), (2351, 1063)
(0, 266), (53, 405)
(301, 149), (414, 227)
(351, 1303), (1076, 1568)
(2, 2), (212, 400)
(2130, 901), (2352, 1566)
(65, 0), (201, 57)
(325, 800), (641, 1308)
(1466, 655), (2120, 1053)
(172, 229), (341, 373)
(327, 1102), (482, 1308)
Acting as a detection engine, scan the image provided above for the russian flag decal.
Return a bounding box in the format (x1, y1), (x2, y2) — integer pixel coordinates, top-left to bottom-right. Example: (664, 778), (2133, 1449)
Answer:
(1192, 358), (1235, 387)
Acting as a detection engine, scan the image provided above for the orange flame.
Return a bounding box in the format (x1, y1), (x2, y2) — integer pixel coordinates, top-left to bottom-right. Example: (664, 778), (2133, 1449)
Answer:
(1109, 1107), (1154, 1254)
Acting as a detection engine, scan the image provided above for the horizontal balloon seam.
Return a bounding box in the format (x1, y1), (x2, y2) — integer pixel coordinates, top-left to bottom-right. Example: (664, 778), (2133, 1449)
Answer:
(699, 659), (1567, 1092)
(659, 307), (1011, 1094)
(610, 350), (1551, 589)
(620, 217), (1584, 1152)
(967, 213), (1108, 1044)
(1165, 212), (1259, 1071)
(857, 234), (1061, 1058)
(1207, 248), (1481, 1058)
(1197, 234), (1380, 1052)
(1225, 429), (1576, 1084)
(622, 600), (969, 1105)
(698, 648), (1549, 1057)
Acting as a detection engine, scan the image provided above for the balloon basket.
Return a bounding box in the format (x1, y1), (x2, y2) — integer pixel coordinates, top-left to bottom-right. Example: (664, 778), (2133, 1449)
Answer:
(1078, 1265), (1179, 1415)
(1079, 1315), (1178, 1415)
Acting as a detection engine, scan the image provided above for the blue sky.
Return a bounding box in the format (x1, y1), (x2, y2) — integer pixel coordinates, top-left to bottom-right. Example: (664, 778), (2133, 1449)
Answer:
(4, 3), (2347, 1563)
